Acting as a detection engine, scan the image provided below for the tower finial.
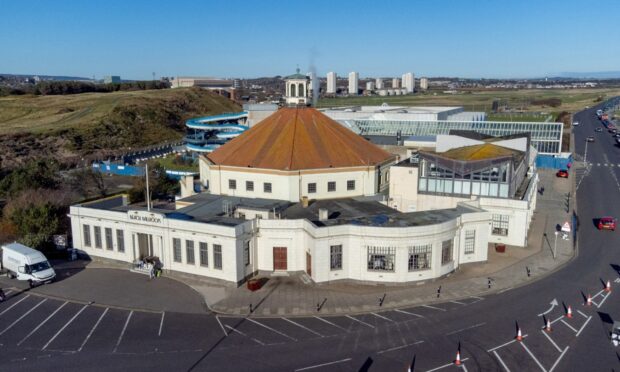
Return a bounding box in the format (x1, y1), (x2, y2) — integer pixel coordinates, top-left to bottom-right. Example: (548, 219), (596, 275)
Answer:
(296, 65), (300, 74)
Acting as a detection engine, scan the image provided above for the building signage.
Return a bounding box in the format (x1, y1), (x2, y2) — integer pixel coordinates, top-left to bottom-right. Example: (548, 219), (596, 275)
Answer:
(128, 210), (165, 225)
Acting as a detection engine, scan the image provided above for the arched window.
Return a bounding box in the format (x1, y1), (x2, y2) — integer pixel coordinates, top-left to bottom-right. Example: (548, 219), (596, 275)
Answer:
(290, 84), (296, 97)
(299, 83), (305, 97)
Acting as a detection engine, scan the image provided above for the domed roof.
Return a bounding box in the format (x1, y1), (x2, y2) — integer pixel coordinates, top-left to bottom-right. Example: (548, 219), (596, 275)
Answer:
(206, 107), (394, 171)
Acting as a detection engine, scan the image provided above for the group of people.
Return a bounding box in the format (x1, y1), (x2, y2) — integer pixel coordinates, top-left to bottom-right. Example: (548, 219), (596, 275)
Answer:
(136, 258), (162, 280)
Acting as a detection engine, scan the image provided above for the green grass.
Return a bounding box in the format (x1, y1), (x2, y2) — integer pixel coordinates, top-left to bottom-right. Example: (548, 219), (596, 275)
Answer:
(155, 154), (198, 173)
(317, 88), (620, 115)
(486, 113), (551, 122)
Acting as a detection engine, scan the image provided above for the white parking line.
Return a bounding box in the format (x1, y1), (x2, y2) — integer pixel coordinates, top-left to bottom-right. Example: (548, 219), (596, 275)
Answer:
(461, 364), (469, 372)
(294, 358), (352, 371)
(394, 309), (424, 318)
(540, 330), (562, 353)
(425, 358), (469, 372)
(377, 340), (424, 354)
(576, 310), (588, 319)
(520, 342), (547, 372)
(597, 291), (611, 308)
(18, 301), (68, 346)
(42, 304), (89, 351)
(77, 307), (108, 352)
(493, 350), (511, 372)
(0, 298), (47, 336)
(487, 334), (529, 352)
(450, 300), (467, 305)
(560, 319), (578, 333)
(282, 318), (323, 337)
(313, 316), (349, 332)
(0, 295), (30, 317)
(445, 322), (486, 336)
(247, 318), (297, 341)
(345, 315), (374, 328)
(215, 315), (227, 337)
(421, 304), (446, 312)
(158, 312), (165, 337)
(549, 346), (569, 372)
(3, 290), (13, 296)
(470, 296), (485, 301)
(371, 312), (394, 322)
(576, 316), (592, 337)
(224, 324), (264, 345)
(549, 315), (564, 325)
(112, 310), (133, 353)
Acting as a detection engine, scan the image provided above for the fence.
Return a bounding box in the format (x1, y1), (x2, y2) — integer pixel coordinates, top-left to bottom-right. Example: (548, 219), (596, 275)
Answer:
(92, 162), (145, 176)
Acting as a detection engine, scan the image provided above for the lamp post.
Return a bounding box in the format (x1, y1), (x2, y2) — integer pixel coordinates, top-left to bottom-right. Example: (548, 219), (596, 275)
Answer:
(553, 231), (558, 260)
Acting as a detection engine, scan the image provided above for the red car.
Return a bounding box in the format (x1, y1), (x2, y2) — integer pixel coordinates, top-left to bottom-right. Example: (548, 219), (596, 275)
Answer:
(598, 217), (616, 231)
(556, 170), (569, 178)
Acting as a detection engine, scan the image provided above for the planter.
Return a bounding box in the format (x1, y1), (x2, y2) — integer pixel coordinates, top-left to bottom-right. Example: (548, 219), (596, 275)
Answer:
(495, 244), (506, 253)
(247, 278), (262, 291)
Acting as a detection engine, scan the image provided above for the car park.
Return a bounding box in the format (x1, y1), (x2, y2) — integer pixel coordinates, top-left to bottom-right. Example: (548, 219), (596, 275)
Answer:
(598, 217), (617, 231)
(556, 170), (569, 178)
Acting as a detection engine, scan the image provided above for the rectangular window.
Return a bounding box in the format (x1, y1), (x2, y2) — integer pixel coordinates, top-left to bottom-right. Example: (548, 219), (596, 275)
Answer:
(104, 228), (113, 250)
(492, 215), (509, 236)
(186, 240), (195, 264)
(263, 182), (272, 193)
(347, 180), (355, 191)
(441, 239), (453, 265)
(173, 238), (182, 262)
(229, 179), (236, 190)
(214, 244), (222, 269)
(367, 246), (396, 272)
(308, 183), (317, 193)
(328, 181), (336, 192)
(408, 244), (433, 271)
(94, 226), (102, 249)
(116, 229), (125, 253)
(243, 241), (250, 266)
(464, 230), (476, 254)
(330, 245), (342, 270)
(246, 181), (254, 191)
(83, 225), (91, 247)
(199, 242), (208, 267)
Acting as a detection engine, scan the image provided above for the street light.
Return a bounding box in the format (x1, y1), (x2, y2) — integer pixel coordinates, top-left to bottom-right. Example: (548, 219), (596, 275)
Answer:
(553, 231), (558, 260)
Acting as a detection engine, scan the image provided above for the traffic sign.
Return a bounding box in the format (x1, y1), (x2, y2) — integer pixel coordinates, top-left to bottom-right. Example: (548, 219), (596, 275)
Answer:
(561, 221), (571, 233)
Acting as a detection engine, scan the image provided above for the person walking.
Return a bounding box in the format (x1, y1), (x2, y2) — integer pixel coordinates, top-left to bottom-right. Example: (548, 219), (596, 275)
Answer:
(149, 264), (155, 280)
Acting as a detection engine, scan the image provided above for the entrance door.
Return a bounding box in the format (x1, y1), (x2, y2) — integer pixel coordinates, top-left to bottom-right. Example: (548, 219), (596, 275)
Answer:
(137, 233), (152, 259)
(273, 247), (287, 271)
(306, 252), (312, 276)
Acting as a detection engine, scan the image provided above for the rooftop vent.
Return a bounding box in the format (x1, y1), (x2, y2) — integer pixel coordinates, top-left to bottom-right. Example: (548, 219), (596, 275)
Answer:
(318, 208), (328, 221)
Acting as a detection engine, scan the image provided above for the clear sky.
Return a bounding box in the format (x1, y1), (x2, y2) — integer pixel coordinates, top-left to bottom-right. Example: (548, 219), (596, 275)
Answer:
(1, 0), (619, 80)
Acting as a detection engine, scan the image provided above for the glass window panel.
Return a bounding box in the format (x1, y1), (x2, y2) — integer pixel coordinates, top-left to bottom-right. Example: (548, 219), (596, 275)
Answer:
(472, 182), (480, 195)
(453, 180), (462, 194)
(499, 184), (509, 197)
(489, 183), (499, 197)
(462, 181), (471, 194)
(480, 182), (490, 196)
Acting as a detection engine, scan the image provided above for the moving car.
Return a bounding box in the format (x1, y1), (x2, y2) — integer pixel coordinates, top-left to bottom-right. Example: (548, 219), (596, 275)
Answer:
(598, 217), (616, 231)
(595, 128), (603, 132)
(573, 121), (579, 126)
(586, 136), (595, 142)
(556, 170), (569, 178)
(1, 242), (56, 287)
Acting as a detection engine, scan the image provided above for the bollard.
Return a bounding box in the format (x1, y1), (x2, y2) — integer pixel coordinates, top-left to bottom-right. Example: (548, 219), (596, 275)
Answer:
(249, 304), (253, 313)
(487, 277), (493, 289)
(379, 293), (386, 307)
(526, 267), (531, 277)
(437, 286), (442, 298)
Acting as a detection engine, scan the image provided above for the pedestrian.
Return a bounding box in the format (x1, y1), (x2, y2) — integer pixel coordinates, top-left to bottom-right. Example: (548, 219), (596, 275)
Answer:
(149, 264), (155, 280)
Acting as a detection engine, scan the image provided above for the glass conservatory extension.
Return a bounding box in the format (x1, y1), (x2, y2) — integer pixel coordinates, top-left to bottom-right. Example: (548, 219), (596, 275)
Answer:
(348, 119), (563, 154)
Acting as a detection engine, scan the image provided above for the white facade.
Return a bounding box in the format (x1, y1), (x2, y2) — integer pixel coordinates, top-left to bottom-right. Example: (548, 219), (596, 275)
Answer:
(392, 78), (400, 88)
(348, 72), (359, 95)
(200, 160), (393, 203)
(420, 77), (428, 90)
(402, 72), (415, 93)
(326, 72), (337, 94)
(366, 81), (375, 91)
(285, 76), (309, 105)
(376, 78), (384, 89)
(70, 197), (490, 286)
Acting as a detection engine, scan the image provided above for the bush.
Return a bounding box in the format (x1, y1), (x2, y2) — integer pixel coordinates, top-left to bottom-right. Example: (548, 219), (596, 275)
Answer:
(0, 159), (60, 197)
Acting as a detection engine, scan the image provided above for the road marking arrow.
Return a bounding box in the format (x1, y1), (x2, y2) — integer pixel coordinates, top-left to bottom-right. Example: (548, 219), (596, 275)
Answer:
(538, 299), (558, 317)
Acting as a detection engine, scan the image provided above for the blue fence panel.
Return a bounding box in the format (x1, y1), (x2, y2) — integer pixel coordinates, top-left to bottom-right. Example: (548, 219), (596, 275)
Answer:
(92, 163), (145, 176)
(535, 154), (573, 170)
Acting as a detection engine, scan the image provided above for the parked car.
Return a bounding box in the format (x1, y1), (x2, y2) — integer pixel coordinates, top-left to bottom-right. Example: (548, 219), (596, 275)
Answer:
(598, 217), (617, 231)
(595, 128), (603, 132)
(586, 136), (595, 142)
(573, 121), (579, 126)
(1, 242), (56, 287)
(556, 170), (569, 178)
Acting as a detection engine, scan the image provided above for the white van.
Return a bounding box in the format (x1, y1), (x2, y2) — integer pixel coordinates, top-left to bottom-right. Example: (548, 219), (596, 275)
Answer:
(1, 242), (56, 287)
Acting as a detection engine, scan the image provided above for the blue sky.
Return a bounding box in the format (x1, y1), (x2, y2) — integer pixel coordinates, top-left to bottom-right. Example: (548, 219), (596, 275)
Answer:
(1, 0), (619, 79)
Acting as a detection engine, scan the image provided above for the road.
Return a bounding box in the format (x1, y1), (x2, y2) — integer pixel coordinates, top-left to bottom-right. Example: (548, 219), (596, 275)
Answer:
(0, 103), (619, 371)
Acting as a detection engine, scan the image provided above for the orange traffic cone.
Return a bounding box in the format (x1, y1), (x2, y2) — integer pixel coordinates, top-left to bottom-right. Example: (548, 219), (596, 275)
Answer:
(566, 305), (573, 318)
(586, 294), (592, 306)
(605, 280), (612, 292)
(454, 350), (462, 366)
(545, 319), (552, 332)
(516, 327), (523, 341)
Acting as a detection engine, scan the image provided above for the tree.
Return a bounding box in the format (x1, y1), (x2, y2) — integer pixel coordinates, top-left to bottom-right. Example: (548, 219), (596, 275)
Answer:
(0, 160), (60, 197)
(69, 168), (108, 198)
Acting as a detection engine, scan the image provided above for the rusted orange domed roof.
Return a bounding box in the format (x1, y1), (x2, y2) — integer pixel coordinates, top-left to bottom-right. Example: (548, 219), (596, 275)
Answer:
(207, 107), (393, 171)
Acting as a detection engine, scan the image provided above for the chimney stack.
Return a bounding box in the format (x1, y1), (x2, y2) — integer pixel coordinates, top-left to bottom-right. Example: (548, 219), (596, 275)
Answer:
(301, 196), (309, 208)
(318, 208), (328, 221)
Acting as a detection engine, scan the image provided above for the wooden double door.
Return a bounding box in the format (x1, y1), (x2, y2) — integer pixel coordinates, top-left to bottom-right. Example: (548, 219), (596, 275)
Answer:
(273, 247), (287, 271)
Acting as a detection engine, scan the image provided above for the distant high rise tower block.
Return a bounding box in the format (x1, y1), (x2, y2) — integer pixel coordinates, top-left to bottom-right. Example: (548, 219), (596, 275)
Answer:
(392, 78), (400, 88)
(376, 78), (384, 89)
(420, 77), (428, 90)
(402, 72), (415, 93)
(326, 72), (337, 94)
(348, 72), (359, 96)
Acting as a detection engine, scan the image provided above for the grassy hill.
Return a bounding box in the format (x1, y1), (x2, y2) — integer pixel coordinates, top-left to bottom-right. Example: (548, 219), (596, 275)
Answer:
(0, 88), (240, 169)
